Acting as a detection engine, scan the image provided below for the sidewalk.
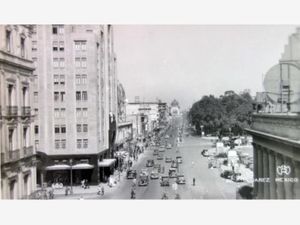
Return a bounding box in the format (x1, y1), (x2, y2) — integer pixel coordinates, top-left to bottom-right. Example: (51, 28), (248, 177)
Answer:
(52, 147), (149, 200)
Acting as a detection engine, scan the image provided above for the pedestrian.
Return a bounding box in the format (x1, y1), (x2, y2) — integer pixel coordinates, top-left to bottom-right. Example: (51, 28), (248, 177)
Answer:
(193, 177), (196, 186)
(131, 188), (135, 199)
(97, 184), (102, 196)
(65, 186), (69, 196)
(101, 185), (105, 196)
(81, 179), (85, 188)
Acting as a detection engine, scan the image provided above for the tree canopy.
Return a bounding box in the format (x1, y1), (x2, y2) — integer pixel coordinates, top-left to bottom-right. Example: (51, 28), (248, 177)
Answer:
(188, 92), (253, 136)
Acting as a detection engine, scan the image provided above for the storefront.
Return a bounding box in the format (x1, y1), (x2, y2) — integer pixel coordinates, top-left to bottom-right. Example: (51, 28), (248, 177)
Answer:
(98, 159), (116, 182)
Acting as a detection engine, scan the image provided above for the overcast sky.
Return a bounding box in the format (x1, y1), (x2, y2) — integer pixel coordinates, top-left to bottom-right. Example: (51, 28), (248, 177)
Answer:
(114, 25), (296, 110)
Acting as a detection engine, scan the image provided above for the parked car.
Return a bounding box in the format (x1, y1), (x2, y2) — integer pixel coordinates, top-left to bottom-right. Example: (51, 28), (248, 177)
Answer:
(150, 169), (159, 179)
(160, 176), (170, 186)
(165, 157), (172, 163)
(159, 147), (165, 152)
(176, 156), (183, 164)
(126, 169), (137, 179)
(169, 168), (177, 178)
(138, 175), (149, 186)
(165, 135), (169, 139)
(171, 160), (178, 168)
(231, 173), (244, 182)
(166, 143), (172, 149)
(139, 169), (149, 177)
(153, 149), (159, 156)
(176, 175), (186, 184)
(220, 170), (234, 179)
(201, 149), (209, 157)
(146, 159), (154, 167)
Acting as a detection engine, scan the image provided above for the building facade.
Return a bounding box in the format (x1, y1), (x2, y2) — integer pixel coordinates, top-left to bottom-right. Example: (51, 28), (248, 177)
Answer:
(32, 25), (118, 185)
(0, 25), (37, 199)
(247, 28), (300, 199)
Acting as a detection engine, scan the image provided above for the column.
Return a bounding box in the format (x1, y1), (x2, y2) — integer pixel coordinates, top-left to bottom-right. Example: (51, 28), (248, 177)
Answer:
(275, 154), (285, 199)
(293, 161), (300, 199)
(257, 147), (264, 199)
(263, 149), (270, 199)
(268, 151), (277, 199)
(253, 144), (259, 198)
(284, 157), (294, 199)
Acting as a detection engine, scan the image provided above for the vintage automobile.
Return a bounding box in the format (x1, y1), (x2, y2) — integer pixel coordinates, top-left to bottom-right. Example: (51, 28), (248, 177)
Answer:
(166, 143), (172, 149)
(153, 149), (159, 156)
(171, 160), (178, 168)
(220, 170), (234, 179)
(201, 149), (209, 157)
(169, 168), (177, 178)
(126, 169), (137, 179)
(231, 173), (244, 182)
(157, 154), (164, 160)
(159, 147), (165, 152)
(165, 135), (169, 139)
(176, 156), (183, 164)
(176, 175), (186, 184)
(150, 169), (159, 179)
(165, 157), (172, 163)
(160, 176), (170, 186)
(138, 174), (149, 186)
(139, 168), (149, 177)
(146, 159), (154, 167)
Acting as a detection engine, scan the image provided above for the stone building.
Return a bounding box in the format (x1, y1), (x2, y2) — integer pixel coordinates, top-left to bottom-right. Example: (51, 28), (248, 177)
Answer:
(247, 28), (300, 199)
(0, 25), (37, 199)
(32, 25), (118, 185)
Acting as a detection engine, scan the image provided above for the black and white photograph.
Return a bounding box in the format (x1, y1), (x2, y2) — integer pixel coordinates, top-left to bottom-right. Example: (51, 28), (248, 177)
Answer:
(0, 1), (299, 224)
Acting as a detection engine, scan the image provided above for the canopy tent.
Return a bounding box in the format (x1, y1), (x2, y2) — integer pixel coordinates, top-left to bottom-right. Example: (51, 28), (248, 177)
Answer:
(72, 163), (94, 170)
(45, 164), (70, 171)
(98, 159), (116, 167)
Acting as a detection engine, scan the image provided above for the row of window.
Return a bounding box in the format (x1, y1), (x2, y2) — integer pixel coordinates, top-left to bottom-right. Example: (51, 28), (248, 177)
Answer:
(55, 139), (66, 149)
(54, 125), (66, 134)
(54, 91), (66, 102)
(54, 139), (89, 149)
(33, 40), (87, 52)
(53, 74), (88, 86)
(5, 29), (26, 57)
(53, 57), (87, 68)
(76, 124), (89, 133)
(54, 108), (66, 118)
(52, 25), (64, 35)
(53, 41), (64, 52)
(76, 108), (88, 118)
(77, 139), (88, 149)
(76, 91), (88, 101)
(53, 58), (65, 68)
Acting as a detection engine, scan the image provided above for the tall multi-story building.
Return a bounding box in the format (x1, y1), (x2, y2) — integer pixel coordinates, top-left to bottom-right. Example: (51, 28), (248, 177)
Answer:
(0, 25), (37, 199)
(32, 25), (118, 185)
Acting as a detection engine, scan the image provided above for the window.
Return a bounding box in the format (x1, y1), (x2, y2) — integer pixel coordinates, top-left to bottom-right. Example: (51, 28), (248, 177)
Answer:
(59, 58), (65, 68)
(32, 57), (38, 67)
(75, 58), (81, 68)
(83, 124), (88, 133)
(76, 108), (81, 117)
(59, 41), (64, 51)
(54, 92), (59, 102)
(35, 125), (39, 134)
(58, 26), (64, 34)
(61, 139), (66, 149)
(54, 108), (59, 118)
(81, 58), (87, 68)
(55, 140), (60, 149)
(82, 108), (88, 117)
(34, 108), (38, 115)
(21, 37), (25, 57)
(76, 74), (81, 85)
(77, 139), (82, 149)
(76, 91), (81, 101)
(81, 42), (87, 50)
(61, 125), (66, 134)
(74, 41), (87, 51)
(60, 74), (65, 85)
(53, 58), (59, 67)
(82, 91), (88, 101)
(81, 74), (87, 85)
(32, 41), (37, 51)
(77, 124), (82, 133)
(60, 108), (65, 117)
(60, 92), (65, 102)
(34, 92), (38, 102)
(52, 26), (58, 34)
(54, 125), (60, 134)
(83, 139), (88, 148)
(6, 30), (11, 51)
(53, 41), (58, 51)
(53, 74), (59, 85)
(75, 42), (80, 50)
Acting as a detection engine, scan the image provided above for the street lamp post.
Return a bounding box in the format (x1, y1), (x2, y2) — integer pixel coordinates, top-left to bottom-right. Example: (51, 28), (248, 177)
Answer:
(70, 159), (73, 194)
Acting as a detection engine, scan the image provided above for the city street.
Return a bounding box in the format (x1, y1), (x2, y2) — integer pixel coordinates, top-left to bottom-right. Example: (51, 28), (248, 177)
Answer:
(99, 116), (238, 199)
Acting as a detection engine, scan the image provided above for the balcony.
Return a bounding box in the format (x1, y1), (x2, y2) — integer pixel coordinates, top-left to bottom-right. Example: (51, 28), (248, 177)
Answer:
(23, 146), (34, 157)
(250, 114), (300, 141)
(1, 149), (20, 164)
(21, 106), (31, 117)
(6, 106), (18, 117)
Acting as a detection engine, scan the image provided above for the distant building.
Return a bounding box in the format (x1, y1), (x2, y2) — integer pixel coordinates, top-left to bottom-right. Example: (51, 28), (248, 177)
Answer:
(224, 90), (235, 97)
(0, 25), (37, 199)
(170, 99), (180, 116)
